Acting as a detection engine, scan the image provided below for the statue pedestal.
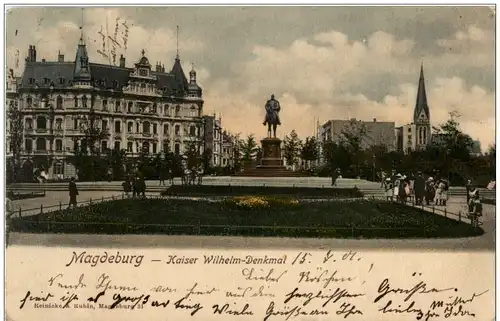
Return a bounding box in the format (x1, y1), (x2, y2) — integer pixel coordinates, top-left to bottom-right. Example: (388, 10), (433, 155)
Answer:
(234, 136), (306, 177)
(258, 137), (284, 167)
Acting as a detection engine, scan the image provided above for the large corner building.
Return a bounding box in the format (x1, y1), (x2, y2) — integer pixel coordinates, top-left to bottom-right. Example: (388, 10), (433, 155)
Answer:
(6, 34), (204, 178)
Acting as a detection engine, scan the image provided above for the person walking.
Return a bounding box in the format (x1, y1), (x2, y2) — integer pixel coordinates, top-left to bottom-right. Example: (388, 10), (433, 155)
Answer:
(465, 179), (473, 205)
(68, 177), (79, 209)
(122, 179), (131, 197)
(414, 172), (425, 205)
(384, 178), (393, 201)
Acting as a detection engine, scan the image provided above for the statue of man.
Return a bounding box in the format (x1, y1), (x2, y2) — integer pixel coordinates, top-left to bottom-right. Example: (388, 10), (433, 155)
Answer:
(263, 94), (281, 137)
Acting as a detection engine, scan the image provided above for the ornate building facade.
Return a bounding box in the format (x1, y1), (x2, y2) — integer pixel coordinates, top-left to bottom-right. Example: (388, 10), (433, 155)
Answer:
(7, 36), (204, 179)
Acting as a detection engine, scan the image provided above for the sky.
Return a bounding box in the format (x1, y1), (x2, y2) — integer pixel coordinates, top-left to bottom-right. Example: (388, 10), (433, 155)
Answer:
(5, 6), (496, 150)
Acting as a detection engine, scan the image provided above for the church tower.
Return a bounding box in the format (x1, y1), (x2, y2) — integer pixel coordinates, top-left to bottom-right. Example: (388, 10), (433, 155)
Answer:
(413, 63), (431, 149)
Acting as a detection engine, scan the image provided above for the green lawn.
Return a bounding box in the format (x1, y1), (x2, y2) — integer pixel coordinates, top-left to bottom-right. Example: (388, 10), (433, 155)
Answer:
(9, 198), (483, 239)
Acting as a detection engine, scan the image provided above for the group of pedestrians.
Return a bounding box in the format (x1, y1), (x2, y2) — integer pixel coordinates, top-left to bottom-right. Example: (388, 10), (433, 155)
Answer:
(122, 174), (147, 198)
(382, 171), (450, 206)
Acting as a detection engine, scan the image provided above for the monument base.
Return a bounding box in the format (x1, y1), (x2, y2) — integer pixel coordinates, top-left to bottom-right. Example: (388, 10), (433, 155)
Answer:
(234, 137), (307, 177)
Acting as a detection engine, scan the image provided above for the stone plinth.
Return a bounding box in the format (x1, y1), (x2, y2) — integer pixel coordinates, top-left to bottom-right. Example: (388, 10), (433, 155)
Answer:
(258, 137), (284, 167)
(234, 136), (307, 177)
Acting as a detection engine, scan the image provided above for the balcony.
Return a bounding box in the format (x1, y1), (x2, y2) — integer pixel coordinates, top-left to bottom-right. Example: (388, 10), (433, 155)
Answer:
(35, 128), (48, 134)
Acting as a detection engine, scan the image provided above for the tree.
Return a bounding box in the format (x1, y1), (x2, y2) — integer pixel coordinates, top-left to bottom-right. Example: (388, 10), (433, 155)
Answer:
(283, 130), (302, 168)
(337, 119), (368, 176)
(185, 139), (201, 169)
(300, 136), (319, 169)
(322, 139), (350, 175)
(231, 133), (243, 173)
(241, 134), (258, 162)
(7, 100), (23, 183)
(66, 107), (110, 181)
(431, 111), (474, 180)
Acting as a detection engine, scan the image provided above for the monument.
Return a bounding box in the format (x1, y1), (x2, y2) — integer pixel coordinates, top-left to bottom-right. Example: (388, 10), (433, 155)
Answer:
(235, 94), (306, 177)
(260, 94), (284, 167)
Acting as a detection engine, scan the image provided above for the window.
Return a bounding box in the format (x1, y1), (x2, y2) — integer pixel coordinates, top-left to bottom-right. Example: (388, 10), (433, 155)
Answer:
(164, 104), (169, 115)
(36, 138), (46, 151)
(152, 143), (157, 154)
(139, 69), (148, 76)
(82, 95), (88, 108)
(36, 116), (46, 130)
(136, 123), (140, 133)
(127, 122), (133, 133)
(128, 102), (133, 113)
(101, 120), (108, 131)
(175, 125), (180, 136)
(55, 139), (63, 151)
(115, 120), (121, 133)
(153, 103), (157, 114)
(54, 162), (64, 175)
(55, 119), (63, 130)
(115, 101), (121, 113)
(127, 142), (133, 152)
(153, 123), (157, 134)
(101, 141), (108, 152)
(142, 142), (149, 154)
(43, 78), (49, 85)
(175, 105), (180, 117)
(143, 121), (151, 134)
(114, 141), (121, 150)
(74, 96), (78, 108)
(25, 139), (33, 152)
(29, 78), (35, 85)
(59, 78), (65, 85)
(25, 118), (33, 129)
(163, 124), (169, 135)
(174, 144), (180, 154)
(26, 97), (33, 107)
(163, 143), (169, 152)
(102, 100), (108, 111)
(140, 83), (146, 93)
(189, 125), (196, 137)
(56, 96), (63, 109)
(74, 119), (78, 130)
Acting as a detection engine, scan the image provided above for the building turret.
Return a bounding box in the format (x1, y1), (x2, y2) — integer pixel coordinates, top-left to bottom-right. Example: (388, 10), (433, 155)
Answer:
(73, 36), (91, 83)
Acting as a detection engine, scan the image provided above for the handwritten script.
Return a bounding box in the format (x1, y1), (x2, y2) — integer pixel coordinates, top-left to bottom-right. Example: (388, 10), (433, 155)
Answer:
(8, 250), (492, 321)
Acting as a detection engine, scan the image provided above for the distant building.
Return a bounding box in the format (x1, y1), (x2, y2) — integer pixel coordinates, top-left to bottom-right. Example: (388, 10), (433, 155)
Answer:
(203, 114), (223, 166)
(319, 118), (396, 151)
(396, 64), (432, 153)
(221, 131), (236, 167)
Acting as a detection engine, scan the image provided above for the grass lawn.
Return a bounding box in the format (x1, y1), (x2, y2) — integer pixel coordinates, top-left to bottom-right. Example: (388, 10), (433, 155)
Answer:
(9, 198), (483, 239)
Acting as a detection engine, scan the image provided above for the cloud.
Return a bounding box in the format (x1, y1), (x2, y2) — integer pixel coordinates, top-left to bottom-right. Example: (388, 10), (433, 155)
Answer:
(7, 8), (204, 74)
(5, 7), (494, 151)
(201, 28), (494, 150)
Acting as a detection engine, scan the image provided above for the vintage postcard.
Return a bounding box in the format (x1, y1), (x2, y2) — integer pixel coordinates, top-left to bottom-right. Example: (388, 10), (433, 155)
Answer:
(4, 5), (496, 321)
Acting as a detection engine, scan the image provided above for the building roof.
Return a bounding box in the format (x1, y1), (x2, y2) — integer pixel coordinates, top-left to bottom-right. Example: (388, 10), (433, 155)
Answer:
(18, 44), (198, 97)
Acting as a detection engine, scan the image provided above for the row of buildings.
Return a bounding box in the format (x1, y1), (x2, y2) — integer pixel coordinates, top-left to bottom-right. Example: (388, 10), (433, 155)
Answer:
(317, 64), (481, 155)
(6, 34), (237, 179)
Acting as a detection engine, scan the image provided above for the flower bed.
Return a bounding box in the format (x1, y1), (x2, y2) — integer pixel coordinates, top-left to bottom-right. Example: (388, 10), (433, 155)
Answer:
(9, 198), (482, 239)
(161, 185), (364, 198)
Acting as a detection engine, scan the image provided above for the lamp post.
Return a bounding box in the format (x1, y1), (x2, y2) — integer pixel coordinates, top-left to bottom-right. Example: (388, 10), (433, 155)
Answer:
(372, 154), (376, 182)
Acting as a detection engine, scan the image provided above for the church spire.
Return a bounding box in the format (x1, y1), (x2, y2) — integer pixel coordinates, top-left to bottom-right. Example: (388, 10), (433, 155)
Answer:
(413, 62), (430, 124)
